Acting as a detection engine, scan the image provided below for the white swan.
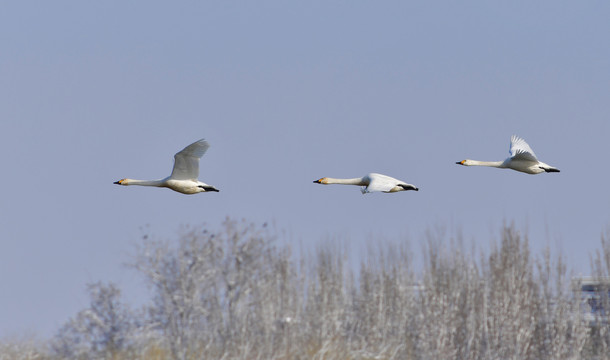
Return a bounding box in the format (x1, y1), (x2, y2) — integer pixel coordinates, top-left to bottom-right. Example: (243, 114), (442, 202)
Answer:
(456, 135), (559, 174)
(313, 173), (418, 194)
(114, 139), (219, 194)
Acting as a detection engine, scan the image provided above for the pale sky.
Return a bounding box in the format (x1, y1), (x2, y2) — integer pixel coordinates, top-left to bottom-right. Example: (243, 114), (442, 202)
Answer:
(1, 1), (609, 338)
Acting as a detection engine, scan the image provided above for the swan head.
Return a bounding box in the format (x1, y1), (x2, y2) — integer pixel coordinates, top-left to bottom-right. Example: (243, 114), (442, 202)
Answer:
(456, 160), (471, 166)
(114, 178), (128, 185)
(313, 177), (329, 184)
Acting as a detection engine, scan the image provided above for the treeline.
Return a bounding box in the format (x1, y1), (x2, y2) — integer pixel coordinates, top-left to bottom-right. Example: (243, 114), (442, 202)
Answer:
(3, 218), (610, 359)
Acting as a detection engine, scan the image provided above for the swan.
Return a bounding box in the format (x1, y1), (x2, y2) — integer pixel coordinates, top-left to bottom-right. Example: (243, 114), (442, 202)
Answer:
(114, 139), (219, 194)
(313, 173), (418, 194)
(456, 135), (559, 174)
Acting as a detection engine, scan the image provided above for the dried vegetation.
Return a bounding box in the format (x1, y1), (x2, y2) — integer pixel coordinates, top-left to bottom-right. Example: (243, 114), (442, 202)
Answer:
(4, 219), (610, 360)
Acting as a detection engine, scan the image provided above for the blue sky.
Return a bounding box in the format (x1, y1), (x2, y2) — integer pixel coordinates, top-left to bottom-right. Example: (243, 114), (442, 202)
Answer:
(1, 1), (609, 337)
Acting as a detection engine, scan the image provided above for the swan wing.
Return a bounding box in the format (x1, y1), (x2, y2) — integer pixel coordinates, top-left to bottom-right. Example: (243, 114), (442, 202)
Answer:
(509, 135), (538, 162)
(365, 173), (397, 193)
(170, 139), (210, 180)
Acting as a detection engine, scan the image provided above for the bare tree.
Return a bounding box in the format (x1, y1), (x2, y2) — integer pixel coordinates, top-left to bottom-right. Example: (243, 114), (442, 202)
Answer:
(131, 218), (299, 359)
(132, 225), (221, 360)
(51, 282), (134, 360)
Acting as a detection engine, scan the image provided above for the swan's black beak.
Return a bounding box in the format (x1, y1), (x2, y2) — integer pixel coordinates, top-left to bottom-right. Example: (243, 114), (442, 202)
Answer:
(113, 180), (121, 185)
(313, 180), (320, 183)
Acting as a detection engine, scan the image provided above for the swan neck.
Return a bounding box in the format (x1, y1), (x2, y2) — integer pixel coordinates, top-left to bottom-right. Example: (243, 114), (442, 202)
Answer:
(324, 177), (364, 185)
(468, 160), (505, 168)
(125, 179), (166, 187)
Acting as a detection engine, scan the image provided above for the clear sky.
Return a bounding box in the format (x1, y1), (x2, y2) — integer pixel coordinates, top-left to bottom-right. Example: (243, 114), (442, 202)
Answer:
(1, 1), (609, 338)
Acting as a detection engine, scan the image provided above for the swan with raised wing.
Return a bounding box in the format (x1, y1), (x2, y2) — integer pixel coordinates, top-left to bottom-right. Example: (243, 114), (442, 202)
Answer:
(114, 139), (219, 194)
(313, 173), (418, 194)
(456, 135), (559, 174)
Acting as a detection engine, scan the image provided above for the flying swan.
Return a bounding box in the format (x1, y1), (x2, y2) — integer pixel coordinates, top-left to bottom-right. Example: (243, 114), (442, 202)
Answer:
(114, 139), (219, 194)
(456, 135), (559, 174)
(313, 173), (419, 194)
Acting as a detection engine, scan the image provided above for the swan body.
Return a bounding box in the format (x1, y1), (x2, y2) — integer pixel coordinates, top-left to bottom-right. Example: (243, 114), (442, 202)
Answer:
(313, 173), (418, 194)
(456, 135), (559, 175)
(114, 139), (219, 194)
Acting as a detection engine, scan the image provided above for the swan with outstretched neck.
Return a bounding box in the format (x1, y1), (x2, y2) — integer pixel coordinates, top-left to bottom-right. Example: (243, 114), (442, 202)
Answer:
(456, 135), (559, 175)
(114, 139), (219, 194)
(313, 173), (418, 194)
